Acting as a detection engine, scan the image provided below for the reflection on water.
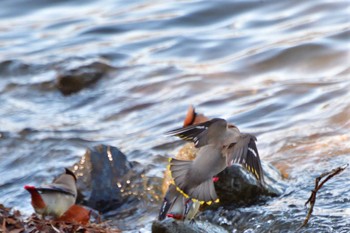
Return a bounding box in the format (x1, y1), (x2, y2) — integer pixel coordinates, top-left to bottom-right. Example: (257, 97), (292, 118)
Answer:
(0, 0), (349, 232)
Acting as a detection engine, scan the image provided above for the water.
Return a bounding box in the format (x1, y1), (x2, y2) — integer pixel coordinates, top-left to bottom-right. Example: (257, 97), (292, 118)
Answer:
(0, 0), (349, 232)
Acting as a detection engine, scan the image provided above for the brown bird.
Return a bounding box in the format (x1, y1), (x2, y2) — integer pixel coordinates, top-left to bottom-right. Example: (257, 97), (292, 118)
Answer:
(24, 168), (77, 218)
(166, 118), (264, 204)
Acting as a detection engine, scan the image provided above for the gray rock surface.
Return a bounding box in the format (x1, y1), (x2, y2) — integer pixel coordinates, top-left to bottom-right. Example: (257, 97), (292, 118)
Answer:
(214, 162), (286, 206)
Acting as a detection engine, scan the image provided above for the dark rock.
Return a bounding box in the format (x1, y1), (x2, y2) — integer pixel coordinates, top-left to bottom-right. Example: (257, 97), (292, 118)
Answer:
(213, 162), (286, 207)
(152, 218), (227, 233)
(73, 144), (141, 213)
(56, 61), (112, 95)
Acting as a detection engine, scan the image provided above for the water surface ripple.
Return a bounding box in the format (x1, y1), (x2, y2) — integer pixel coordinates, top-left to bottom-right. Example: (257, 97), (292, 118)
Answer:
(0, 0), (349, 232)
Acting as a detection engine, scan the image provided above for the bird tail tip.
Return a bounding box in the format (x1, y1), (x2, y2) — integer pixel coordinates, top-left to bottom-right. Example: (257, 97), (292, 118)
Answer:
(24, 185), (36, 191)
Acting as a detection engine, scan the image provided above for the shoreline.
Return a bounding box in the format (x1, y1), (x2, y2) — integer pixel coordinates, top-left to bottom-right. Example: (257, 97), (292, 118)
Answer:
(0, 204), (120, 233)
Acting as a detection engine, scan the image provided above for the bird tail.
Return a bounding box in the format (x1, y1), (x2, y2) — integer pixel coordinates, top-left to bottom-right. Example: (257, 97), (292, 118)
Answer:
(158, 184), (183, 220)
(24, 185), (46, 209)
(168, 158), (219, 205)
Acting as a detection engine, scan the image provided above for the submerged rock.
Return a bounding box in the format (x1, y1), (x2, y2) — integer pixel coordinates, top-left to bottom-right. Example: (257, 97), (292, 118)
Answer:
(55, 61), (112, 95)
(72, 144), (142, 213)
(152, 218), (227, 233)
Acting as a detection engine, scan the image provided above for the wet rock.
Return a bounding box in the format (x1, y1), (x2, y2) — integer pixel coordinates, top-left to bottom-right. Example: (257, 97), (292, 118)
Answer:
(152, 218), (227, 233)
(72, 144), (142, 213)
(55, 61), (112, 95)
(213, 162), (286, 207)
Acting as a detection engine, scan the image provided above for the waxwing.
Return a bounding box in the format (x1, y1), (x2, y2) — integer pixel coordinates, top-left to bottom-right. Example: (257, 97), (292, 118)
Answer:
(166, 118), (264, 204)
(24, 168), (77, 218)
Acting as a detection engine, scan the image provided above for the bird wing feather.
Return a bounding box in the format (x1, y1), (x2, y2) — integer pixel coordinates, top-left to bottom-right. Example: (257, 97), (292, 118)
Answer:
(225, 133), (264, 183)
(36, 184), (76, 197)
(165, 118), (224, 148)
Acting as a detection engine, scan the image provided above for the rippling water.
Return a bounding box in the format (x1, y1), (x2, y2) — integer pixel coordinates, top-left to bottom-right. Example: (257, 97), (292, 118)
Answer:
(0, 0), (349, 232)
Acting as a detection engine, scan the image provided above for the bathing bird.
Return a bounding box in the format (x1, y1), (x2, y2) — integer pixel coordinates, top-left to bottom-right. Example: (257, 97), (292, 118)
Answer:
(166, 117), (264, 204)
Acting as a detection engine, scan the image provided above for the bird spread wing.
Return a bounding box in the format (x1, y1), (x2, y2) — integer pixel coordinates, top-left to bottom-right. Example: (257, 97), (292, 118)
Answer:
(36, 184), (76, 197)
(165, 118), (223, 148)
(168, 158), (219, 204)
(225, 133), (264, 183)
